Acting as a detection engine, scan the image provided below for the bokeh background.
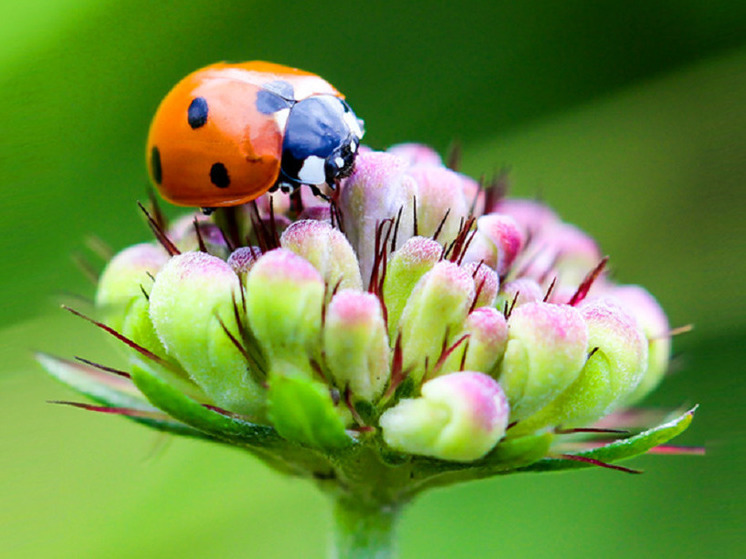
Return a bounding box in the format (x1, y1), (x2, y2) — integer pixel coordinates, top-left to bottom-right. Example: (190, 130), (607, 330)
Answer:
(2, 1), (745, 557)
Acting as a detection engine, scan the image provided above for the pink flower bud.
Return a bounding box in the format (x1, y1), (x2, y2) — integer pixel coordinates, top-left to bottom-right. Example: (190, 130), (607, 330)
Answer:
(323, 290), (390, 402)
(281, 220), (363, 292)
(244, 249), (325, 376)
(462, 262), (499, 309)
(499, 302), (589, 421)
(439, 307), (508, 376)
(604, 286), (670, 404)
(383, 236), (443, 338)
(339, 152), (417, 285)
(380, 371), (510, 461)
(386, 143), (443, 167)
(398, 261), (476, 384)
(407, 166), (470, 246)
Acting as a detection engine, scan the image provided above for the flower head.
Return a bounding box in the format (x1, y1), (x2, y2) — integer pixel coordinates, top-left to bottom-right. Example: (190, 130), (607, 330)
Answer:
(41, 145), (697, 510)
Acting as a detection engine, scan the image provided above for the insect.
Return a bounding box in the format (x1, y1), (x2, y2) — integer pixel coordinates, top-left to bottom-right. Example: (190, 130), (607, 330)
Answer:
(146, 61), (364, 208)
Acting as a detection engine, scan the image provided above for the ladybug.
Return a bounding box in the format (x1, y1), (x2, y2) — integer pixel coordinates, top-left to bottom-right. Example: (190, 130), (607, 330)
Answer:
(146, 61), (364, 208)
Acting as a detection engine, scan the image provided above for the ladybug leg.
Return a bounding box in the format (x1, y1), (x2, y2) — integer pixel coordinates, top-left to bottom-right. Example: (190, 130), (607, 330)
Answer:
(309, 184), (332, 202)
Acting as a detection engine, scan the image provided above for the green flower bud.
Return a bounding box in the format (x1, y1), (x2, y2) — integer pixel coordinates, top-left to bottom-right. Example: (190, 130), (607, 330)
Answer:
(398, 261), (476, 384)
(281, 220), (363, 292)
(611, 286), (671, 404)
(513, 298), (648, 434)
(382, 236), (443, 339)
(96, 243), (169, 358)
(149, 252), (264, 416)
(323, 290), (390, 402)
(439, 307), (508, 377)
(462, 262), (499, 309)
(499, 302), (589, 421)
(379, 371), (510, 461)
(245, 249), (325, 376)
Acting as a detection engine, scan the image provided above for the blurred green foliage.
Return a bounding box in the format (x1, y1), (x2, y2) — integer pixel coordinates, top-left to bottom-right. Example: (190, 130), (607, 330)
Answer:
(2, 1), (744, 557)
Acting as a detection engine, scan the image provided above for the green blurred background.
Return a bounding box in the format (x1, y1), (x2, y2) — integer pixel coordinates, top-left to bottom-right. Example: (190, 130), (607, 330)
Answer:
(2, 1), (745, 557)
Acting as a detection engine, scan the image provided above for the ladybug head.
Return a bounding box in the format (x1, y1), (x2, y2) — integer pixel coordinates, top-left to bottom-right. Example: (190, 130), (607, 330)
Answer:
(279, 95), (364, 190)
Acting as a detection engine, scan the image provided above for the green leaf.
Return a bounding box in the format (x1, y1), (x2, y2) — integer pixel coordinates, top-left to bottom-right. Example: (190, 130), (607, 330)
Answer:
(130, 364), (283, 449)
(37, 352), (213, 440)
(519, 407), (697, 473)
(37, 352), (149, 409)
(267, 374), (352, 451)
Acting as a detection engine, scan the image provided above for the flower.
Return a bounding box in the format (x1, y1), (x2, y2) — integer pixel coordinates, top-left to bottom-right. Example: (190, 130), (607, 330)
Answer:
(40, 144), (698, 557)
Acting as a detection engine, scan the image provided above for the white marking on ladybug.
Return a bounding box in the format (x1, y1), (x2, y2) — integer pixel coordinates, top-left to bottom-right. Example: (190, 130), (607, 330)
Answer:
(272, 108), (291, 132)
(344, 111), (364, 139)
(298, 156), (325, 184)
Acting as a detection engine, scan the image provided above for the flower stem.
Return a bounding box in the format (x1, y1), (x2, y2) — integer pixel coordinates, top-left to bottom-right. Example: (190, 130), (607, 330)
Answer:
(331, 496), (401, 559)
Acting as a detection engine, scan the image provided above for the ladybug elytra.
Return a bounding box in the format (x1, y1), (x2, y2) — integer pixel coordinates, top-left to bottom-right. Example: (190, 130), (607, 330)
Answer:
(146, 61), (364, 208)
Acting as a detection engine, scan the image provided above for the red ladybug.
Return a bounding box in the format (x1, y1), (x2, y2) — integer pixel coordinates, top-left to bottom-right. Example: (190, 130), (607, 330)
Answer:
(146, 61), (364, 208)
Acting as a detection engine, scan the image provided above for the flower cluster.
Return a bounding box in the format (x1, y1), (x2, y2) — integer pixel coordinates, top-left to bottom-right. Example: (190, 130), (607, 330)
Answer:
(41, 144), (694, 501)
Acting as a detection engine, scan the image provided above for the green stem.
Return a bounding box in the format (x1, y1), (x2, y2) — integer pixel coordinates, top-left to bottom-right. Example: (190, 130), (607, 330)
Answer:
(331, 496), (401, 559)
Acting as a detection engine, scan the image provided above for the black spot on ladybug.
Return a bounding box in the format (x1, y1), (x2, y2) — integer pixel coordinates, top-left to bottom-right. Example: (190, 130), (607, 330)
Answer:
(188, 97), (209, 129)
(256, 89), (293, 115)
(263, 80), (295, 99)
(210, 162), (230, 188)
(150, 146), (162, 184)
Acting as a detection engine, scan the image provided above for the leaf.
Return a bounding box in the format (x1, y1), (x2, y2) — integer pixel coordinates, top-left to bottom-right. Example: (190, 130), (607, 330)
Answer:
(37, 352), (148, 409)
(130, 364), (283, 449)
(267, 374), (352, 451)
(37, 352), (213, 440)
(519, 407), (697, 473)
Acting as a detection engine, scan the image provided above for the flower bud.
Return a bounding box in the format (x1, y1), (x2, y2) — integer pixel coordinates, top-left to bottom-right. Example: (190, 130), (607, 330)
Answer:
(398, 262), (476, 384)
(323, 290), (390, 402)
(522, 222), (601, 287)
(379, 372), (510, 461)
(339, 152), (417, 285)
(439, 307), (508, 377)
(96, 243), (169, 357)
(386, 143), (443, 167)
(227, 246), (261, 279)
(462, 262), (499, 309)
(513, 299), (648, 434)
(465, 214), (524, 275)
(383, 236), (443, 338)
(495, 278), (544, 312)
(408, 166), (470, 246)
(280, 220), (363, 292)
(495, 199), (559, 236)
(604, 286), (670, 404)
(244, 249), (324, 376)
(168, 214), (230, 257)
(498, 302), (588, 421)
(149, 252), (264, 415)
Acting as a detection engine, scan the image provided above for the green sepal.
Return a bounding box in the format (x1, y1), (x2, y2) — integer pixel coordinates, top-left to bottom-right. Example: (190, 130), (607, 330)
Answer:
(413, 432), (553, 478)
(519, 407), (696, 472)
(37, 352), (213, 441)
(407, 433), (553, 494)
(268, 374), (353, 451)
(130, 364), (282, 448)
